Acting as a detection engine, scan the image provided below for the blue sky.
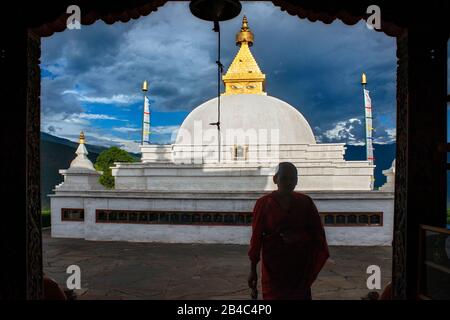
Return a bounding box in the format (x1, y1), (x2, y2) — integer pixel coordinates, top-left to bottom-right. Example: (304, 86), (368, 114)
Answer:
(41, 1), (398, 152)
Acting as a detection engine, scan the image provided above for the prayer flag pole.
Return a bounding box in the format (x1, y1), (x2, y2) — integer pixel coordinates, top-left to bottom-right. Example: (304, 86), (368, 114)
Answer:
(141, 80), (150, 145)
(362, 73), (375, 190)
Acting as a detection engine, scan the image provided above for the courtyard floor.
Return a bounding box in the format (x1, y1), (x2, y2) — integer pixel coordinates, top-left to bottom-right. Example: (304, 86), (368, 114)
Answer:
(42, 229), (392, 300)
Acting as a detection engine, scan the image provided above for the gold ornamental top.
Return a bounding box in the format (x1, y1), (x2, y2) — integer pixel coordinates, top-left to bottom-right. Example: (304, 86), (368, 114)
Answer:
(222, 16), (266, 96)
(361, 73), (367, 85)
(236, 15), (254, 46)
(142, 80), (148, 92)
(79, 131), (85, 144)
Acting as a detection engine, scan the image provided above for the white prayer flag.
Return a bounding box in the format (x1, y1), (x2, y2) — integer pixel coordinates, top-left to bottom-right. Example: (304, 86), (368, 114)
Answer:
(142, 96), (150, 144)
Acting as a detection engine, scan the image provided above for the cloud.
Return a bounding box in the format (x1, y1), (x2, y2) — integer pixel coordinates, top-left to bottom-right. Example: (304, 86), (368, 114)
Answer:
(41, 2), (396, 149)
(386, 128), (396, 139)
(318, 117), (365, 145)
(79, 94), (140, 105)
(373, 128), (396, 144)
(348, 118), (362, 124)
(41, 2), (219, 116)
(41, 113), (141, 153)
(62, 91), (141, 105)
(78, 113), (119, 120)
(84, 132), (142, 153)
(147, 125), (180, 144)
(151, 125), (180, 135)
(317, 117), (396, 145)
(113, 126), (141, 133)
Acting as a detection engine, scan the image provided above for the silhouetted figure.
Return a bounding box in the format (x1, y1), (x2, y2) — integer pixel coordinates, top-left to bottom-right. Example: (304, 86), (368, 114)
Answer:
(43, 274), (67, 300)
(379, 282), (393, 300)
(247, 162), (329, 300)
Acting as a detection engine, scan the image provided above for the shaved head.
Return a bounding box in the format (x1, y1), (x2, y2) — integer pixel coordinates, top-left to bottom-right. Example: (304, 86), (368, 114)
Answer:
(273, 162), (298, 194)
(275, 162), (298, 177)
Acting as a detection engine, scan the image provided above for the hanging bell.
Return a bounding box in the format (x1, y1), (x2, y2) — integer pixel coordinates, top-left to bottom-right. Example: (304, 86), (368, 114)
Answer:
(189, 0), (242, 22)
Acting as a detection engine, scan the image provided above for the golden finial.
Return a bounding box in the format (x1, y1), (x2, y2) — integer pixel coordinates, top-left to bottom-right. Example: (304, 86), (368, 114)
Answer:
(361, 73), (367, 85)
(79, 131), (85, 144)
(223, 15), (265, 95)
(142, 80), (148, 92)
(236, 15), (254, 46)
(241, 15), (249, 31)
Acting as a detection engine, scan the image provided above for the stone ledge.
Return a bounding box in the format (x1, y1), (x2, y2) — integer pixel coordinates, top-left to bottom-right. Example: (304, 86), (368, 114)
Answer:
(49, 189), (394, 200)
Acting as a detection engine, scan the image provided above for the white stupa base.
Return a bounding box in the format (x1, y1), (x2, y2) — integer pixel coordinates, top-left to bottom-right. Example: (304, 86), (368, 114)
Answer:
(50, 190), (394, 246)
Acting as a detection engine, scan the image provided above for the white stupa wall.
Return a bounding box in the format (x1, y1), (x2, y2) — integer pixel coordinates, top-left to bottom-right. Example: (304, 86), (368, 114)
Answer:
(141, 143), (355, 163)
(130, 142), (375, 192)
(112, 162), (374, 192)
(50, 190), (393, 245)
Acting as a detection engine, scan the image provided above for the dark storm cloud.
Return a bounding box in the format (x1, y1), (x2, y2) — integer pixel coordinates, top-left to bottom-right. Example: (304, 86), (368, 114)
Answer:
(41, 76), (84, 115)
(41, 2), (220, 116)
(41, 19), (128, 73)
(219, 3), (396, 143)
(41, 1), (396, 146)
(240, 10), (396, 139)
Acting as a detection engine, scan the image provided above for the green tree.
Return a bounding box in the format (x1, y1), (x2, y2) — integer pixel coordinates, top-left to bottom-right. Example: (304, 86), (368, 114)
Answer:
(95, 146), (136, 188)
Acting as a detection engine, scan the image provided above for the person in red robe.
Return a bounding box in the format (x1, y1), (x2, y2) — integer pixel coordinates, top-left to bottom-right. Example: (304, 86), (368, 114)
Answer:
(247, 162), (329, 300)
(43, 274), (67, 300)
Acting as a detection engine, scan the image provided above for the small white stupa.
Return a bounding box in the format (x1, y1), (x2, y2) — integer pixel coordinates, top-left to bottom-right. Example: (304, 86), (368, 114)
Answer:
(380, 159), (395, 191)
(55, 131), (104, 191)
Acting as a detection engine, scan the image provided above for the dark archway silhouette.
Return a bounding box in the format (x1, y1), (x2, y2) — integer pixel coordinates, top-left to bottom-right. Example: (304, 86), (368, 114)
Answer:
(2, 0), (448, 299)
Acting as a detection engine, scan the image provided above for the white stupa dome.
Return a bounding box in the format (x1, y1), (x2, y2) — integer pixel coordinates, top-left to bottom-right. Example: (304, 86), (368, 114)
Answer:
(175, 94), (316, 145)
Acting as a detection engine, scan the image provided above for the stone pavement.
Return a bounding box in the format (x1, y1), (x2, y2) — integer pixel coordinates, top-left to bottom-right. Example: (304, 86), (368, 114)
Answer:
(43, 229), (392, 300)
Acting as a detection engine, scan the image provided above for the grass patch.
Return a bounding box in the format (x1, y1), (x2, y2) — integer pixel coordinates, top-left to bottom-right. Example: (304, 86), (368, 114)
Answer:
(42, 210), (51, 228)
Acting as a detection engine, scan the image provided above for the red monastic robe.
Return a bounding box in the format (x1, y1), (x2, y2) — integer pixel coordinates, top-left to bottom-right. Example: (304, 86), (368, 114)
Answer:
(248, 191), (329, 300)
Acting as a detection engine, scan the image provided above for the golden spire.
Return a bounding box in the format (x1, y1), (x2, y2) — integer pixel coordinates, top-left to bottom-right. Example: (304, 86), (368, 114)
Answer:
(236, 15), (254, 46)
(142, 80), (148, 92)
(222, 15), (266, 95)
(79, 131), (85, 144)
(361, 73), (367, 85)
